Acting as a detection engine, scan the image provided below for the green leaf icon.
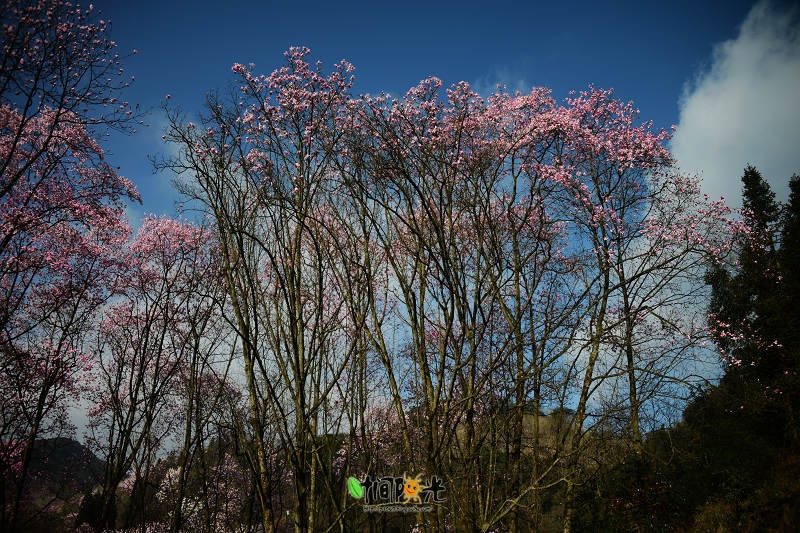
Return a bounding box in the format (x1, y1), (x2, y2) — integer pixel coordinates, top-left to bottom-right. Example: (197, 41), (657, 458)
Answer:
(347, 476), (364, 499)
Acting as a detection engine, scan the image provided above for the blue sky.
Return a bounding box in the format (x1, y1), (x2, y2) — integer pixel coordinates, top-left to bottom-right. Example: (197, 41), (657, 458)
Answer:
(97, 0), (799, 221)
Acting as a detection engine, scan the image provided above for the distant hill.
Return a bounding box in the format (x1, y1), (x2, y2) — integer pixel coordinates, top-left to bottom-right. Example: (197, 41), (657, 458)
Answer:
(27, 437), (104, 496)
(5, 438), (105, 531)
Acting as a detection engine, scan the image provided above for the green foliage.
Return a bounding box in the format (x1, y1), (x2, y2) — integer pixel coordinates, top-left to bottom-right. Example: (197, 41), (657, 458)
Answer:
(574, 381), (796, 532)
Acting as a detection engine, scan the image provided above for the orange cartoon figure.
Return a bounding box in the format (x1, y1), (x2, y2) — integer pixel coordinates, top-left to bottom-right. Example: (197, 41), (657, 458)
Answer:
(402, 473), (426, 504)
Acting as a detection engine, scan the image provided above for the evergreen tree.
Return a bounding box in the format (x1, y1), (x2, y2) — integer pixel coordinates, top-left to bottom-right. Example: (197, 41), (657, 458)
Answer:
(742, 164), (780, 233)
(708, 165), (786, 386)
(780, 174), (800, 355)
(778, 174), (800, 442)
(704, 165), (800, 500)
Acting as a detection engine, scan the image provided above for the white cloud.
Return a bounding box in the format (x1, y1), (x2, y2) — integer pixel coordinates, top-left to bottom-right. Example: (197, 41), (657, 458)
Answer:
(124, 201), (145, 230)
(671, 1), (800, 207)
(471, 67), (532, 98)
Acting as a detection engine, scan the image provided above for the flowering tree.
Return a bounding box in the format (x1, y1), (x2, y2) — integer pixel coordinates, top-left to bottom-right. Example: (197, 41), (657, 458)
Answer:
(160, 47), (363, 533)
(343, 80), (578, 531)
(0, 1), (139, 529)
(85, 216), (213, 531)
(345, 82), (735, 532)
(166, 277), (231, 533)
(159, 48), (737, 533)
(539, 88), (735, 532)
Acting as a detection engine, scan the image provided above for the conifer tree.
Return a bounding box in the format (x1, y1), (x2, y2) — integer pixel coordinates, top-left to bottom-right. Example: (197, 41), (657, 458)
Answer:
(706, 166), (799, 446)
(780, 174), (800, 355)
(708, 166), (782, 381)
